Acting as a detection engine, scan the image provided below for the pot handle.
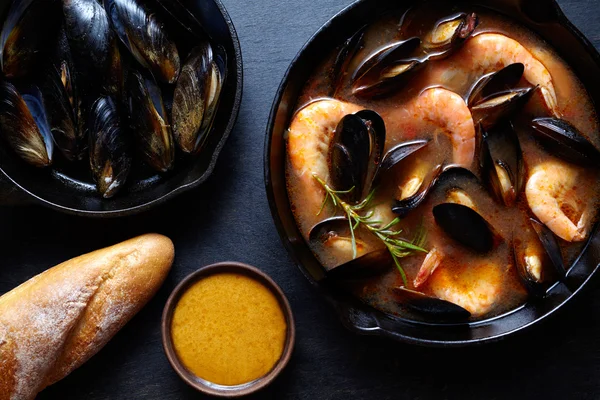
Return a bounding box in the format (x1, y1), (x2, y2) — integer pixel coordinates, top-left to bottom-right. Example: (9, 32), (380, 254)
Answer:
(0, 173), (29, 205)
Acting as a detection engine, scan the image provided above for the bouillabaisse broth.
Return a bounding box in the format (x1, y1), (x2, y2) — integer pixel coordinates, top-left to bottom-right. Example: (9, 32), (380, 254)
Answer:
(285, 3), (600, 321)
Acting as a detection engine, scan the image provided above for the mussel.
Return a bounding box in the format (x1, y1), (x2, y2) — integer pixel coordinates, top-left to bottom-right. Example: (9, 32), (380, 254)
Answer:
(328, 110), (385, 203)
(62, 0), (122, 96)
(0, 0), (60, 78)
(392, 163), (443, 217)
(513, 218), (566, 296)
(104, 0), (180, 84)
(393, 287), (471, 320)
(41, 63), (80, 162)
(0, 81), (54, 167)
(479, 121), (525, 206)
(351, 37), (421, 98)
(468, 63), (535, 129)
(433, 203), (496, 253)
(127, 69), (174, 172)
(172, 42), (226, 154)
(330, 26), (365, 96)
(530, 117), (600, 166)
(323, 249), (393, 282)
(422, 12), (478, 60)
(88, 96), (131, 198)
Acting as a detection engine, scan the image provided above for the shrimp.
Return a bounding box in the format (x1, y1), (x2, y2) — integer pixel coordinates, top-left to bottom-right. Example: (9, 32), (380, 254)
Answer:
(525, 160), (590, 242)
(287, 99), (363, 214)
(410, 87), (476, 168)
(428, 259), (505, 317)
(433, 33), (558, 115)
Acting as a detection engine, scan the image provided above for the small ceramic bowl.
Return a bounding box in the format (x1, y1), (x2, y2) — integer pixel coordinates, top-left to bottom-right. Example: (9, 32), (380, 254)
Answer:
(161, 262), (295, 397)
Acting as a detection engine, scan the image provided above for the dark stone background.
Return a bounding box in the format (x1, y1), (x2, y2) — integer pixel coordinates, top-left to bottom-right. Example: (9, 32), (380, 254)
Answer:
(1, 0), (599, 399)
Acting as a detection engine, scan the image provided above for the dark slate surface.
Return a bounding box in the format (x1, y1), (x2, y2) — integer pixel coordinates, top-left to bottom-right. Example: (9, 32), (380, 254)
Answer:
(0, 0), (599, 399)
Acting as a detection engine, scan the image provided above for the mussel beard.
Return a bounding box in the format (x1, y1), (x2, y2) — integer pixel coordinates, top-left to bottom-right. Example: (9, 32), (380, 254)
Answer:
(128, 70), (175, 172)
(0, 82), (54, 167)
(88, 96), (131, 198)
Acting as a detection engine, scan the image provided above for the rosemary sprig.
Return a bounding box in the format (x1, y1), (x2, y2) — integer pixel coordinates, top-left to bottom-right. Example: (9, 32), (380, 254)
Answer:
(314, 174), (428, 286)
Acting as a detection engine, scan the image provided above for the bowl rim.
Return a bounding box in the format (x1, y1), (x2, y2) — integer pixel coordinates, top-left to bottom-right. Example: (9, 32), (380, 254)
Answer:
(161, 262), (296, 397)
(263, 0), (600, 346)
(0, 0), (244, 218)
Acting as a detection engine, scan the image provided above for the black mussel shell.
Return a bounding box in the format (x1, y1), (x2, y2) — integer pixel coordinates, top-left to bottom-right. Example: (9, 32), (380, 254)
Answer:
(530, 117), (600, 166)
(0, 0), (60, 78)
(63, 0), (122, 96)
(393, 287), (471, 320)
(104, 0), (180, 84)
(423, 12), (478, 61)
(329, 114), (370, 202)
(0, 81), (53, 167)
(480, 121), (524, 206)
(330, 26), (365, 96)
(127, 69), (175, 172)
(351, 37), (421, 98)
(309, 216), (350, 244)
(172, 42), (226, 154)
(392, 163), (443, 217)
(468, 63), (525, 106)
(374, 140), (429, 185)
(433, 203), (495, 253)
(88, 96), (131, 198)
(152, 0), (207, 40)
(329, 110), (385, 203)
(41, 63), (80, 162)
(471, 87), (535, 129)
(326, 249), (393, 282)
(530, 218), (566, 280)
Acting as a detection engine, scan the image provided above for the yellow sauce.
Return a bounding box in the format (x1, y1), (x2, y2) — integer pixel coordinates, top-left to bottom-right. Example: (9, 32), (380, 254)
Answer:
(171, 272), (287, 386)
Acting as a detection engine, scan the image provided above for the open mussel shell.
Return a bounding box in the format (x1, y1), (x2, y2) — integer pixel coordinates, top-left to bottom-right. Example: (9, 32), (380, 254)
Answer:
(480, 121), (525, 206)
(0, 81), (54, 167)
(530, 117), (600, 166)
(104, 0), (180, 84)
(88, 96), (131, 198)
(393, 287), (471, 320)
(330, 26), (365, 96)
(173, 42), (226, 154)
(433, 203), (495, 253)
(530, 218), (566, 280)
(471, 87), (535, 129)
(423, 12), (478, 60)
(325, 249), (393, 282)
(309, 216), (350, 244)
(351, 37), (421, 98)
(513, 218), (566, 297)
(468, 63), (525, 106)
(127, 69), (175, 172)
(329, 109), (385, 203)
(392, 163), (443, 217)
(0, 0), (60, 78)
(63, 0), (122, 96)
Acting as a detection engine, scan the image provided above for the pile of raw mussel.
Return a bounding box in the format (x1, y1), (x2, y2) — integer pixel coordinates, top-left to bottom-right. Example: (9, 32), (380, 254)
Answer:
(0, 0), (225, 197)
(310, 12), (600, 319)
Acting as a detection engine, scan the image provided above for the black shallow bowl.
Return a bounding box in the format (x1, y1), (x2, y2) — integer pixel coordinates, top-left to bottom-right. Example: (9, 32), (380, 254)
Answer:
(0, 0), (243, 217)
(265, 0), (600, 346)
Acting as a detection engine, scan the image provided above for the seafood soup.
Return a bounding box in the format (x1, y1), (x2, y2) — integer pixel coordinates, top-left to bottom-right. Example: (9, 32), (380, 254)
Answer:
(285, 3), (600, 322)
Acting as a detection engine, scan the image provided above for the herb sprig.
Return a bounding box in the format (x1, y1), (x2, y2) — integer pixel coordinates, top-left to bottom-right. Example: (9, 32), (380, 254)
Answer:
(314, 174), (428, 285)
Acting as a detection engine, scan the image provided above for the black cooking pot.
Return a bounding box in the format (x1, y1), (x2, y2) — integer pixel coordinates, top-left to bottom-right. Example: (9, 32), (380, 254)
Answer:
(0, 0), (243, 217)
(265, 0), (600, 346)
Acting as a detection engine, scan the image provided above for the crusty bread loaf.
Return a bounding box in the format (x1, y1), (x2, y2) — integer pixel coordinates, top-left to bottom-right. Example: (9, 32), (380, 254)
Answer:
(0, 233), (174, 400)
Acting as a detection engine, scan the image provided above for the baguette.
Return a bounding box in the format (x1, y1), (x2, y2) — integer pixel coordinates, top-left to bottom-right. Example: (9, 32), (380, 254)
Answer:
(0, 233), (174, 400)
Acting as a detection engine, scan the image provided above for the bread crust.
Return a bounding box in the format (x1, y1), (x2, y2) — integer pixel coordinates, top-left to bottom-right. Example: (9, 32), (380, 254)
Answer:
(0, 233), (174, 400)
